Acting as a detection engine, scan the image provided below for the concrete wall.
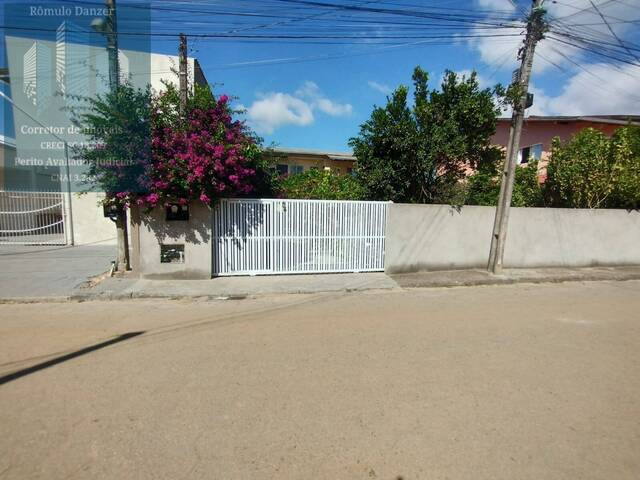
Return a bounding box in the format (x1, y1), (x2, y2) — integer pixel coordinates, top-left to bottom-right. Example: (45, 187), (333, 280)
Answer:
(135, 202), (212, 279)
(385, 203), (640, 273)
(69, 192), (117, 245)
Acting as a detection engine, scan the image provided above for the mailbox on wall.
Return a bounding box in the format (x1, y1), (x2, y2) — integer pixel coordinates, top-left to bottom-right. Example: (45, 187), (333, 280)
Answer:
(103, 203), (122, 221)
(166, 203), (189, 221)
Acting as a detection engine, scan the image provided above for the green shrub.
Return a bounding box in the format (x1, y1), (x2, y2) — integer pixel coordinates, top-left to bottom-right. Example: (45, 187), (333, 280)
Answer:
(545, 126), (640, 209)
(279, 168), (366, 200)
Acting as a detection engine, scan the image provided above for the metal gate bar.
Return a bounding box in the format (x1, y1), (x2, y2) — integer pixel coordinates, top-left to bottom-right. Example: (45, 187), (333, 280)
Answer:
(0, 191), (67, 245)
(213, 199), (389, 276)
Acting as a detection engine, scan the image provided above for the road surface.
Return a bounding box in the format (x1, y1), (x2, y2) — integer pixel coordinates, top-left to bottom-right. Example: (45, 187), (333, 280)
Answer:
(1, 280), (639, 479)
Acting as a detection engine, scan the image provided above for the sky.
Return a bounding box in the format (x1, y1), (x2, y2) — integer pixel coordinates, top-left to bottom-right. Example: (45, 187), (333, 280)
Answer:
(2, 0), (640, 152)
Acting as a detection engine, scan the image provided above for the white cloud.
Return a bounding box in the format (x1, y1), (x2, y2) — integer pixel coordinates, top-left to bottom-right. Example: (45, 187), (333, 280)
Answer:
(525, 84), (553, 116)
(295, 80), (321, 99)
(242, 81), (352, 134)
(240, 93), (313, 135)
(477, 0), (516, 12)
(314, 98), (353, 116)
(528, 63), (640, 116)
(296, 80), (353, 116)
(467, 26), (579, 75)
(367, 80), (392, 95)
(468, 0), (640, 75)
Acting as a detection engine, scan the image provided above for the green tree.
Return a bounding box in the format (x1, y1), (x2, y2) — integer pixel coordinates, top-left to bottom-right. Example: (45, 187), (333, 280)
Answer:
(77, 82), (151, 203)
(349, 67), (503, 203)
(465, 160), (544, 207)
(610, 126), (640, 209)
(545, 128), (619, 208)
(279, 169), (366, 200)
(75, 82), (152, 271)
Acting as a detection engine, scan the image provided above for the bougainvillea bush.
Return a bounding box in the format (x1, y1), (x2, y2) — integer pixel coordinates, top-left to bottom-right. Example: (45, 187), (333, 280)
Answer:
(79, 82), (276, 209)
(143, 84), (276, 208)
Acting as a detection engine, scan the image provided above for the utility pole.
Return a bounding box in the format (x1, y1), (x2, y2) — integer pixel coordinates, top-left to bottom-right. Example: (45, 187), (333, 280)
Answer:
(179, 33), (188, 117)
(106, 0), (119, 90)
(106, 0), (129, 272)
(487, 0), (547, 274)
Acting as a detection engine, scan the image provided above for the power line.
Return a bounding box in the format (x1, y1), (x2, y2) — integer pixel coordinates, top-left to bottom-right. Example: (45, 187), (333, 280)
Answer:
(547, 33), (640, 67)
(2, 24), (523, 42)
(552, 0), (620, 20)
(542, 44), (640, 102)
(587, 0), (640, 62)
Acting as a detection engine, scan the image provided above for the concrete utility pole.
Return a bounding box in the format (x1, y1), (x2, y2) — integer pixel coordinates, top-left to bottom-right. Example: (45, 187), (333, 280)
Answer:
(179, 33), (188, 117)
(106, 0), (119, 90)
(487, 0), (547, 274)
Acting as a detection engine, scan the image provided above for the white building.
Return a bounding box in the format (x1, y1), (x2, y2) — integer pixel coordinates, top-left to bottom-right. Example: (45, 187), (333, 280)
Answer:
(2, 34), (208, 245)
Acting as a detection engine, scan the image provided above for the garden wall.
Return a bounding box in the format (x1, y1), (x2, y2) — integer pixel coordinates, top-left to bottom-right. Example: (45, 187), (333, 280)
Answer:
(69, 192), (117, 245)
(385, 203), (640, 273)
(131, 202), (212, 279)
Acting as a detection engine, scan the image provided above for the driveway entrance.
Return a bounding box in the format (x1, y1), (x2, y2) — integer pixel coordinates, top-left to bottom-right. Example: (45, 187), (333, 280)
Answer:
(0, 245), (115, 298)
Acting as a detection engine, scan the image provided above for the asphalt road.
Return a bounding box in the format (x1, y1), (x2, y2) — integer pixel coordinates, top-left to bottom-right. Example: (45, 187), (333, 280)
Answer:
(1, 281), (639, 479)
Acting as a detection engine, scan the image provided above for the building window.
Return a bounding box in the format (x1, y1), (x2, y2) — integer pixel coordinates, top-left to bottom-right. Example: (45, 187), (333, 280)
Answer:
(518, 143), (543, 164)
(290, 165), (304, 174)
(276, 164), (289, 175)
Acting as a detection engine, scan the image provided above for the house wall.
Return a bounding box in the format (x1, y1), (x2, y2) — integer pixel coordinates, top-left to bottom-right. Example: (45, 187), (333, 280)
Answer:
(491, 120), (622, 181)
(273, 154), (355, 174)
(385, 203), (640, 273)
(134, 202), (212, 279)
(492, 120), (620, 155)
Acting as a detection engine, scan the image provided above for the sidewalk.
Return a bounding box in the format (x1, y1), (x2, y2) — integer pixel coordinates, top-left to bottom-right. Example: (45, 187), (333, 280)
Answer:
(3, 266), (640, 303)
(71, 272), (400, 301)
(0, 245), (114, 300)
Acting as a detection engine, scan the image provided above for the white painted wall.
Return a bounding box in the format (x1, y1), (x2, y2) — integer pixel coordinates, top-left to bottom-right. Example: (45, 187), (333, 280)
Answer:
(148, 53), (197, 94)
(68, 192), (116, 245)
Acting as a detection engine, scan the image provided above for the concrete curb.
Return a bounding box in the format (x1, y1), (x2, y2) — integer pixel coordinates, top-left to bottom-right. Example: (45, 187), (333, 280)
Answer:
(70, 292), (250, 302)
(67, 283), (396, 302)
(1, 268), (639, 304)
(0, 296), (73, 304)
(391, 268), (640, 289)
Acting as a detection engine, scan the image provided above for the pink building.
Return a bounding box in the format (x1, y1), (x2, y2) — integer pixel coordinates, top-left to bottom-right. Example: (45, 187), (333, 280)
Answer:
(491, 115), (640, 181)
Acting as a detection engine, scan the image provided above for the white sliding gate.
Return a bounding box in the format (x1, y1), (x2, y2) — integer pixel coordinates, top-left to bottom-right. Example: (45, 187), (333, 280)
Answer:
(213, 199), (389, 276)
(0, 191), (68, 245)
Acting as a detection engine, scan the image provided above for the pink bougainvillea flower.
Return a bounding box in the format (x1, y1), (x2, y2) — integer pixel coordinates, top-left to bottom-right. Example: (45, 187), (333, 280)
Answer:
(137, 89), (261, 207)
(145, 193), (160, 204)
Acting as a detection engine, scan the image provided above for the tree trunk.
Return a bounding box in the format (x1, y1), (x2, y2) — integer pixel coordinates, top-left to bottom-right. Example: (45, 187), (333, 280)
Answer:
(115, 210), (130, 272)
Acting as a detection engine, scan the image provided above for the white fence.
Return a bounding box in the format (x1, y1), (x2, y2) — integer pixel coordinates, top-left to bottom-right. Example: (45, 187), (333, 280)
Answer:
(212, 199), (389, 276)
(0, 191), (68, 245)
